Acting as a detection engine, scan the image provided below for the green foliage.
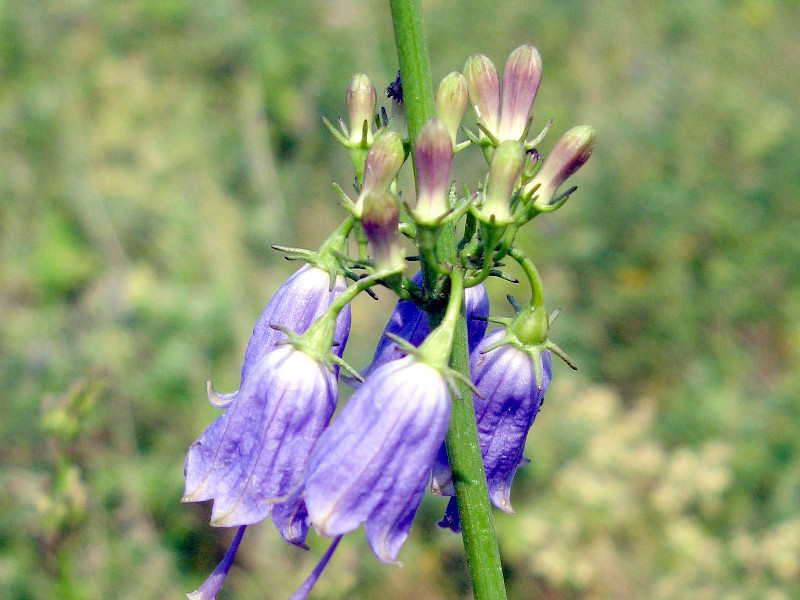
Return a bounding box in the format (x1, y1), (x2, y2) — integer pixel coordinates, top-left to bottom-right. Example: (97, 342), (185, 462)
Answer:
(1, 0), (798, 598)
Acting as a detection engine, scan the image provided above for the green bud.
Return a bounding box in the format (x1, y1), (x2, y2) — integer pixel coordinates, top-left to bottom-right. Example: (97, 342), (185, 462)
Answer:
(361, 190), (405, 273)
(497, 45), (542, 141)
(435, 72), (468, 147)
(347, 73), (377, 146)
(412, 118), (454, 225)
(523, 125), (596, 207)
(479, 140), (524, 225)
(355, 131), (405, 214)
(464, 53), (500, 138)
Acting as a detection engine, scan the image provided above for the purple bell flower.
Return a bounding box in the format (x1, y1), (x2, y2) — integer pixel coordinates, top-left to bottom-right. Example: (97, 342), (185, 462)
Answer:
(360, 273), (488, 379)
(209, 263), (351, 407)
(304, 355), (451, 564)
(432, 328), (552, 524)
(183, 344), (338, 538)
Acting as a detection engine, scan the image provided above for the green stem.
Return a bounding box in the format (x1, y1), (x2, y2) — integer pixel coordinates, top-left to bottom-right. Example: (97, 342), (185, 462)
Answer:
(509, 245), (545, 308)
(389, 3), (508, 600)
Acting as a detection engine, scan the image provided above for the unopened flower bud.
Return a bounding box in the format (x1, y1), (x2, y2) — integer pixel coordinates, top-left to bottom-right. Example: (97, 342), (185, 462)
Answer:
(523, 125), (596, 207)
(435, 72), (468, 147)
(480, 140), (524, 225)
(464, 53), (500, 138)
(347, 73), (377, 146)
(361, 190), (404, 272)
(412, 118), (454, 225)
(497, 45), (542, 141)
(356, 131), (405, 213)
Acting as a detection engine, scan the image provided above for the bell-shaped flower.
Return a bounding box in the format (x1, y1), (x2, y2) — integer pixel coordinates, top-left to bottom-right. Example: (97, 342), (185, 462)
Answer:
(183, 344), (338, 533)
(209, 263), (351, 408)
(304, 271), (466, 565)
(432, 327), (552, 518)
(304, 355), (451, 563)
(522, 124), (596, 209)
(360, 272), (488, 380)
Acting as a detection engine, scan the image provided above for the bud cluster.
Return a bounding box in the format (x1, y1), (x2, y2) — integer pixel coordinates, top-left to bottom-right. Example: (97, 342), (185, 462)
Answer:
(183, 43), (595, 600)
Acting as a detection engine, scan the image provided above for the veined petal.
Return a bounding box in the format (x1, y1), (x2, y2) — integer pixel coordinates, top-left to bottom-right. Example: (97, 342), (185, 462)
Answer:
(432, 329), (552, 514)
(183, 346), (337, 528)
(272, 487), (310, 549)
(471, 330), (551, 512)
(364, 482), (425, 564)
(232, 264), (350, 396)
(304, 357), (450, 562)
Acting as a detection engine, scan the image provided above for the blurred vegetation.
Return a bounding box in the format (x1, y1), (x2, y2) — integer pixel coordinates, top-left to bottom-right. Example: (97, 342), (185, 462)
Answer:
(1, 0), (799, 598)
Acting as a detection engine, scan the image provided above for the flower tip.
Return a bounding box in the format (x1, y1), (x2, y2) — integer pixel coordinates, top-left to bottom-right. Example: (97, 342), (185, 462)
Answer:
(358, 131), (405, 207)
(464, 53), (500, 136)
(435, 71), (469, 146)
(347, 73), (377, 145)
(206, 380), (236, 409)
(497, 44), (543, 141)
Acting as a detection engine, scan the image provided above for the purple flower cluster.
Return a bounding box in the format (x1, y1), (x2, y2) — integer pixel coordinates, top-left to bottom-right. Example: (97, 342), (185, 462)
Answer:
(184, 262), (553, 599)
(182, 41), (593, 600)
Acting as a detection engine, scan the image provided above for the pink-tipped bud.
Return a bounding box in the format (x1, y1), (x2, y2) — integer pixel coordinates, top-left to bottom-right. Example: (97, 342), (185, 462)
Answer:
(435, 72), (469, 147)
(356, 131), (405, 213)
(464, 54), (500, 138)
(347, 73), (377, 146)
(497, 45), (542, 141)
(523, 125), (596, 207)
(413, 118), (454, 225)
(361, 190), (405, 272)
(480, 140), (524, 225)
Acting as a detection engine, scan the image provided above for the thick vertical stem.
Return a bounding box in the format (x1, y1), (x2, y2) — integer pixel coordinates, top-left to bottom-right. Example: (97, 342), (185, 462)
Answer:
(389, 2), (508, 600)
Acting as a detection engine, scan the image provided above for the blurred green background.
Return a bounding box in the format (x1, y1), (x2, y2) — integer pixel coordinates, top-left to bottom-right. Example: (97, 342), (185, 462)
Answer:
(2, 0), (799, 598)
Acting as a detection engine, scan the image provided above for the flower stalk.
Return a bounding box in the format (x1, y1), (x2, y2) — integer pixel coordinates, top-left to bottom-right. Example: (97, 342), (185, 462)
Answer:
(390, 2), (509, 599)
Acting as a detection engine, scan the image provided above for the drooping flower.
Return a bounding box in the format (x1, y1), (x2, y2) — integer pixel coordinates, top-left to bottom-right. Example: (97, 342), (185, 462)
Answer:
(359, 272), (488, 380)
(208, 263), (351, 407)
(432, 327), (552, 525)
(183, 344), (338, 535)
(304, 355), (451, 563)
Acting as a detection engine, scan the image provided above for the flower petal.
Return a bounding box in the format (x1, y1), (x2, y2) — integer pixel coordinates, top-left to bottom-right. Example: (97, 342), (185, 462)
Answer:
(305, 356), (450, 563)
(184, 346), (337, 528)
